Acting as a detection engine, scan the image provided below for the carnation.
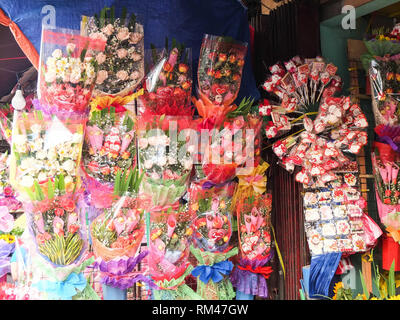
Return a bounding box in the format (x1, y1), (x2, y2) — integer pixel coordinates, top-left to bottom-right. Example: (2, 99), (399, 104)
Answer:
(116, 70), (129, 81)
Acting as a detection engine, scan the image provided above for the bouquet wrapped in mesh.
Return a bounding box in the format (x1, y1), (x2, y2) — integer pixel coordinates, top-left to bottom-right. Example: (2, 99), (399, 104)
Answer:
(188, 181), (238, 300)
(82, 6), (144, 96)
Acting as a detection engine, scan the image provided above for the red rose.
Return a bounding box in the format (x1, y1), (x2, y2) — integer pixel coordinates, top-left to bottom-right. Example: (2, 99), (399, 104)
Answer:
(208, 229), (225, 241)
(54, 207), (65, 217)
(385, 189), (392, 197)
(100, 167), (111, 175)
(68, 224), (79, 234)
(384, 198), (391, 204)
(3, 186), (13, 197)
(156, 86), (174, 99)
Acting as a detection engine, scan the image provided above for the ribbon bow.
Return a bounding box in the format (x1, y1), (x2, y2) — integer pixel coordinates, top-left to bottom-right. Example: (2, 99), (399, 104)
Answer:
(33, 272), (87, 300)
(192, 260), (233, 284)
(237, 265), (273, 279)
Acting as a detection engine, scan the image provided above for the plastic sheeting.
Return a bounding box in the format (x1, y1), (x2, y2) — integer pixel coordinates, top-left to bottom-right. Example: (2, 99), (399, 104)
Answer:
(0, 0), (260, 103)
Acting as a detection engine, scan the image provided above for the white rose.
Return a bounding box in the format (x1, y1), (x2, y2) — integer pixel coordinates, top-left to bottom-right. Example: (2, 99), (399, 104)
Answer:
(157, 157), (167, 167)
(183, 158), (193, 170)
(44, 71), (57, 83)
(138, 138), (148, 149)
(20, 158), (34, 170)
(71, 133), (83, 144)
(47, 149), (57, 161)
(144, 159), (153, 169)
(36, 150), (47, 160)
(30, 124), (42, 134)
(64, 175), (73, 186)
(52, 49), (62, 59)
(66, 43), (76, 54)
(20, 175), (34, 188)
(62, 159), (75, 173)
(147, 136), (158, 146)
(167, 156), (177, 165)
(13, 134), (27, 146)
(37, 172), (48, 182)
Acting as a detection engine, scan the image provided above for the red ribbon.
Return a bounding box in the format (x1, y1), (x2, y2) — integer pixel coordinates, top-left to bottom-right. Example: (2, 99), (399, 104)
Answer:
(237, 265), (273, 279)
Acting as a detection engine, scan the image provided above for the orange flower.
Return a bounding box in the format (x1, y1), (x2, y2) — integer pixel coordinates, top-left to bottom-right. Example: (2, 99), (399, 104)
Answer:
(219, 53), (227, 62)
(181, 81), (191, 90)
(207, 68), (215, 77)
(232, 74), (241, 81)
(163, 62), (173, 72)
(178, 63), (189, 73)
(228, 55), (236, 63)
(237, 59), (245, 67)
(214, 70), (222, 79)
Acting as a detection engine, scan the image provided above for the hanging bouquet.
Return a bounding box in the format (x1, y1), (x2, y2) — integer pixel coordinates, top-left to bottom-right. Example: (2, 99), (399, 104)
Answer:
(9, 109), (85, 201)
(262, 56), (341, 116)
(148, 203), (201, 299)
(137, 39), (193, 117)
(368, 56), (400, 126)
(37, 26), (106, 119)
(230, 194), (273, 298)
(0, 153), (22, 212)
(188, 181), (238, 300)
(82, 95), (136, 185)
(137, 114), (195, 209)
(82, 6), (144, 96)
(270, 96), (368, 187)
(197, 34), (247, 106)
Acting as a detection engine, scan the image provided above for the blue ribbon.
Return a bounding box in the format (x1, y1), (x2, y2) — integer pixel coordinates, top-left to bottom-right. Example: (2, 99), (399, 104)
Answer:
(192, 260), (233, 284)
(33, 272), (87, 300)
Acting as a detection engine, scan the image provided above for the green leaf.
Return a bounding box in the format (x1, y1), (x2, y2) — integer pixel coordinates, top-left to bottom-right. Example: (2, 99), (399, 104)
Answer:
(121, 7), (127, 25)
(128, 13), (136, 29)
(359, 270), (370, 300)
(58, 174), (65, 194)
(47, 179), (54, 200)
(388, 260), (396, 298)
(165, 36), (169, 52)
(110, 6), (115, 24)
(114, 170), (121, 196)
(24, 187), (35, 201)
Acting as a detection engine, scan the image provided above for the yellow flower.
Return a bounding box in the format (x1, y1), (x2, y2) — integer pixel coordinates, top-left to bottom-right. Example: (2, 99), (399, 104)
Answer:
(355, 293), (367, 300)
(387, 295), (400, 300)
(332, 282), (343, 300)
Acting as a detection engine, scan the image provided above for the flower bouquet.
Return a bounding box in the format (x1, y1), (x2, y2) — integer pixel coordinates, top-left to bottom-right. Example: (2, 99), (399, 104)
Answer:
(137, 40), (193, 117)
(197, 34), (247, 107)
(0, 153), (22, 212)
(262, 56), (340, 114)
(270, 96), (368, 187)
(9, 109), (85, 201)
(230, 194), (273, 298)
(22, 176), (98, 300)
(90, 167), (151, 295)
(148, 203), (201, 299)
(369, 57), (400, 126)
(195, 112), (262, 185)
(82, 95), (137, 186)
(82, 6), (144, 96)
(37, 26), (106, 119)
(188, 181), (238, 300)
(137, 114), (195, 209)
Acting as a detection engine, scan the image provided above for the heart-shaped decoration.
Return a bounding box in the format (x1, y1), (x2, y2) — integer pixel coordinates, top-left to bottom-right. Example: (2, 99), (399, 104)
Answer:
(325, 147), (338, 157)
(354, 115), (368, 128)
(303, 116), (314, 132)
(323, 159), (339, 170)
(295, 169), (310, 184)
(310, 165), (326, 176)
(348, 143), (361, 154)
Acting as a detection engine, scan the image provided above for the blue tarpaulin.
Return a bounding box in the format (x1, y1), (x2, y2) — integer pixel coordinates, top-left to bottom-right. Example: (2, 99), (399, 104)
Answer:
(0, 0), (260, 102)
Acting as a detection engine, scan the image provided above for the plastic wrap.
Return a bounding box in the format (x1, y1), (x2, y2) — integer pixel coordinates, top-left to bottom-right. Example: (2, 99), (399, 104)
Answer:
(369, 57), (400, 126)
(9, 109), (85, 201)
(82, 95), (137, 186)
(0, 153), (22, 212)
(137, 114), (195, 209)
(148, 202), (200, 299)
(82, 9), (144, 96)
(195, 114), (262, 185)
(91, 192), (145, 262)
(303, 171), (381, 255)
(37, 26), (106, 118)
(137, 45), (193, 116)
(197, 34), (247, 106)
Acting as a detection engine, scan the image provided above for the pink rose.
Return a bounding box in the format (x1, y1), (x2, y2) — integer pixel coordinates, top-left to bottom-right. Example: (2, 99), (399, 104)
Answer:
(130, 70), (141, 80)
(116, 27), (130, 41)
(131, 52), (142, 62)
(66, 43), (76, 53)
(129, 32), (143, 44)
(90, 32), (107, 42)
(117, 48), (128, 59)
(96, 70), (108, 84)
(116, 70), (129, 81)
(101, 24), (114, 36)
(96, 52), (106, 64)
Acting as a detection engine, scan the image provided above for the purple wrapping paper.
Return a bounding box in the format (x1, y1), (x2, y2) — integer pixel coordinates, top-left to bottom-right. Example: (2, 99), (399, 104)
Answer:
(0, 240), (15, 278)
(94, 251), (158, 290)
(230, 251), (273, 298)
